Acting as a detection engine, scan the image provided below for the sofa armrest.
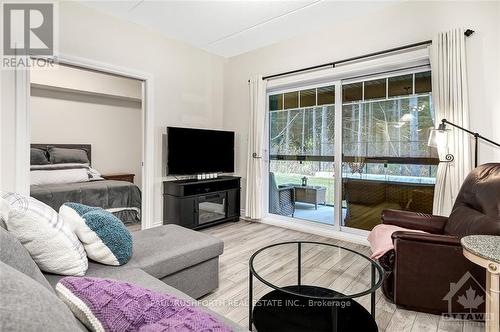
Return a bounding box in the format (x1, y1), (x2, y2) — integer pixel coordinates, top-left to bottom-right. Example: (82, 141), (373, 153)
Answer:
(391, 231), (460, 246)
(381, 209), (448, 234)
(390, 230), (485, 315)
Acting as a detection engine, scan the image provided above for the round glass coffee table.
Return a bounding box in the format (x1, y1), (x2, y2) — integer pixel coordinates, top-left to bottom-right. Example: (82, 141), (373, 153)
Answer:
(248, 241), (383, 332)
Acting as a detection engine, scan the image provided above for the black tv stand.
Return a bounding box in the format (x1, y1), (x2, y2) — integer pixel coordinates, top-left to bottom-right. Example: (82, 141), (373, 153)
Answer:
(163, 176), (240, 230)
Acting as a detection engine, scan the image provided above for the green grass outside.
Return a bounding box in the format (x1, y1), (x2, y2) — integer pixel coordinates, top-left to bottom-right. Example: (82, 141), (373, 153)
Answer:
(273, 173), (335, 205)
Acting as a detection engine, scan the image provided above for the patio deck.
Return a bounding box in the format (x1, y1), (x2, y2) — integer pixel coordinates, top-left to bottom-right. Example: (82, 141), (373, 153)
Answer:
(292, 201), (398, 231)
(293, 202), (347, 225)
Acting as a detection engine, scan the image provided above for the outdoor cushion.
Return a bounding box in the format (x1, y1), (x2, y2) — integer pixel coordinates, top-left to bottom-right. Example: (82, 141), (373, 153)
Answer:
(127, 224), (224, 278)
(0, 262), (82, 332)
(0, 227), (54, 291)
(56, 277), (233, 332)
(60, 203), (132, 265)
(1, 192), (88, 276)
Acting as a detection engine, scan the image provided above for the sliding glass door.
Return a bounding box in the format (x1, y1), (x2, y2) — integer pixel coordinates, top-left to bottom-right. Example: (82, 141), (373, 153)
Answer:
(268, 85), (338, 225)
(341, 70), (438, 232)
(266, 69), (438, 233)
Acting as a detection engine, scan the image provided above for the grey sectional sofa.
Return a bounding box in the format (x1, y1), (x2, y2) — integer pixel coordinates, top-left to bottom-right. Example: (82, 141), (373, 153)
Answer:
(0, 224), (244, 331)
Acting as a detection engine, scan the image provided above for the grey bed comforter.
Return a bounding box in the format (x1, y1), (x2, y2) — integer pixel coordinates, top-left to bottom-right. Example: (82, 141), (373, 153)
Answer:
(30, 180), (141, 223)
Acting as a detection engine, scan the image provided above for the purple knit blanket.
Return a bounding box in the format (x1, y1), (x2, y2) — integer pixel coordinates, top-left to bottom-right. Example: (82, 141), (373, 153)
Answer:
(57, 277), (233, 332)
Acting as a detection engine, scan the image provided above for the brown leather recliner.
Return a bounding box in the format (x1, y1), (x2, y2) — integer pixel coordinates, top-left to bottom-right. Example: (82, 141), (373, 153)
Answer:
(379, 163), (500, 316)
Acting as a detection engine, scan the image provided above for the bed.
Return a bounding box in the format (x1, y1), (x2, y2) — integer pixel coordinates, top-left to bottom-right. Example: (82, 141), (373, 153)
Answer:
(30, 144), (141, 224)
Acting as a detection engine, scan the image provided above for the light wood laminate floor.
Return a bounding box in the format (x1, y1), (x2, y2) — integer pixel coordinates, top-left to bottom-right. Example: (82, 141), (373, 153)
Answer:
(199, 220), (484, 332)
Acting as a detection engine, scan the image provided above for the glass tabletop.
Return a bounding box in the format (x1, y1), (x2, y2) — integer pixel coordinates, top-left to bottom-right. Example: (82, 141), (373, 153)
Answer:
(249, 241), (383, 300)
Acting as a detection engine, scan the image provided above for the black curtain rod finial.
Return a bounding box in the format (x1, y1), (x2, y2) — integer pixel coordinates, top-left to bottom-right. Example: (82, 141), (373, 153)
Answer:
(465, 29), (475, 37)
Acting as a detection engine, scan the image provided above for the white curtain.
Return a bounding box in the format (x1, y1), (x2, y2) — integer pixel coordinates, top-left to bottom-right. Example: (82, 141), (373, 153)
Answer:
(431, 28), (473, 216)
(245, 75), (267, 220)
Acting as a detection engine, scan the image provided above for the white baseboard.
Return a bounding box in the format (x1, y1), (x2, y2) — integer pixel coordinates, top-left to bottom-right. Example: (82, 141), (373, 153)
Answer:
(259, 216), (369, 246)
(149, 220), (163, 229)
(239, 208), (369, 246)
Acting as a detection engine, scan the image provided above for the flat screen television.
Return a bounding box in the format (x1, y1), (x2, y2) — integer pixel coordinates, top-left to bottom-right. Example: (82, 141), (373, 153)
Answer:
(166, 127), (235, 175)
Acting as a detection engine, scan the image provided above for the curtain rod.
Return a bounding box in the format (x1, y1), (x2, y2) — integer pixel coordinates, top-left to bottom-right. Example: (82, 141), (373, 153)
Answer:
(260, 29), (474, 81)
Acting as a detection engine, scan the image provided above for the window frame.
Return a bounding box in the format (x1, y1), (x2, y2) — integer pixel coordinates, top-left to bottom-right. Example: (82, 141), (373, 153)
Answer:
(268, 67), (436, 165)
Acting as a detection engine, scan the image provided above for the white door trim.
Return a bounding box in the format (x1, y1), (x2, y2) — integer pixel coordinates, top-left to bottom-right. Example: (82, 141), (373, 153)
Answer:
(16, 54), (155, 230)
(15, 58), (31, 196)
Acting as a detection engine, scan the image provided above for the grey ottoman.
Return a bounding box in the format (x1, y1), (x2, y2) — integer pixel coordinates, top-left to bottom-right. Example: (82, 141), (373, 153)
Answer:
(128, 224), (224, 298)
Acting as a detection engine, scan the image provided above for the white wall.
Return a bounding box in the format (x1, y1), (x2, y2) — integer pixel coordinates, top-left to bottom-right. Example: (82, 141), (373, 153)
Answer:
(1, 1), (225, 226)
(30, 89), (143, 186)
(223, 1), (500, 209)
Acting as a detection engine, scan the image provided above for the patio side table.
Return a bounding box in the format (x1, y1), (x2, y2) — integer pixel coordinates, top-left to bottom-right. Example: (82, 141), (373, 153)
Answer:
(287, 185), (327, 209)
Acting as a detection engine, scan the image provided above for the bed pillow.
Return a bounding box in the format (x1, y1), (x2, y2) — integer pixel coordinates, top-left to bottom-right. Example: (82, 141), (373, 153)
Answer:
(31, 168), (90, 186)
(30, 147), (49, 165)
(55, 277), (233, 332)
(48, 146), (89, 164)
(87, 166), (104, 181)
(60, 203), (132, 266)
(1, 192), (88, 276)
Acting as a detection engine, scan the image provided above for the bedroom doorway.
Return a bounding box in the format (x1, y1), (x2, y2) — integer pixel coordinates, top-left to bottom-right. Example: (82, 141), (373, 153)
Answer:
(20, 56), (155, 230)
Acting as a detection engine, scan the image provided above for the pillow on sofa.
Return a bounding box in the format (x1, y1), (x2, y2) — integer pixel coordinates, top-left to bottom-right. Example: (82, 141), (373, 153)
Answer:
(48, 146), (89, 164)
(1, 192), (88, 276)
(56, 277), (233, 332)
(0, 227), (54, 291)
(1, 262), (83, 332)
(60, 203), (132, 265)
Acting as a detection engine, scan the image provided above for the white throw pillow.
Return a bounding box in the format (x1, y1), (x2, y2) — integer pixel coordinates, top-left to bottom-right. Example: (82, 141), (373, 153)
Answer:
(1, 192), (88, 276)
